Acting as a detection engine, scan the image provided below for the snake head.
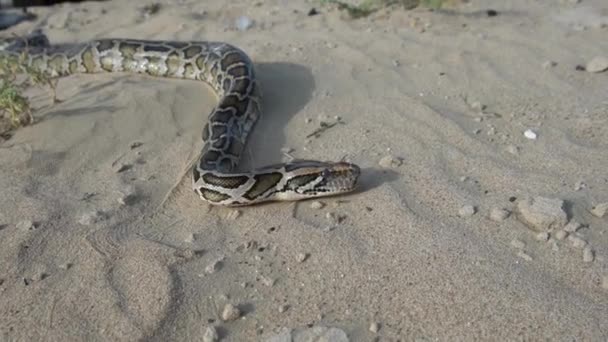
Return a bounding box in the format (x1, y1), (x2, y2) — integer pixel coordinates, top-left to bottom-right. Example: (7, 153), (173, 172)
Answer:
(280, 160), (361, 199)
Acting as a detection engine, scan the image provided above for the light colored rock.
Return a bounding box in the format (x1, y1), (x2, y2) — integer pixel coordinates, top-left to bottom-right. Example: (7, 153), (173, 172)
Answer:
(536, 232), (550, 241)
(458, 205), (476, 217)
(524, 129), (537, 140)
(379, 155), (403, 168)
(590, 202), (608, 218)
(555, 230), (568, 240)
(511, 239), (526, 249)
(583, 247), (594, 263)
(369, 322), (380, 333)
(296, 253), (309, 263)
(563, 220), (582, 232)
(542, 60), (557, 68)
(16, 220), (34, 230)
(310, 201), (325, 210)
(490, 208), (510, 221)
(78, 211), (105, 226)
(203, 326), (219, 342)
(221, 304), (241, 321)
(568, 234), (587, 249)
(516, 196), (567, 231)
(586, 56), (608, 73)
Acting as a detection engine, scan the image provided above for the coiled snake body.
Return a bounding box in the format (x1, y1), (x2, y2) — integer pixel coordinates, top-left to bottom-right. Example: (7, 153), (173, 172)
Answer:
(0, 32), (360, 206)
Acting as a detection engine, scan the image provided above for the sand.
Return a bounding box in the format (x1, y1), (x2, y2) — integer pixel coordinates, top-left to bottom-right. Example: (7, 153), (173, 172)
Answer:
(1, 0), (607, 340)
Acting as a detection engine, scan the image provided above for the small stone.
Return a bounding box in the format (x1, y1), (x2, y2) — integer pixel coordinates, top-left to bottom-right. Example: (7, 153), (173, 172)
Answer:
(458, 205), (476, 217)
(506, 144), (520, 155)
(536, 232), (550, 241)
(524, 129), (537, 140)
(590, 202), (608, 218)
(205, 259), (223, 274)
(310, 201), (324, 210)
(203, 326), (219, 342)
(260, 275), (275, 287)
(392, 60), (400, 67)
(568, 234), (587, 249)
(16, 220), (35, 230)
(305, 118), (312, 124)
(379, 155), (402, 168)
(490, 208), (510, 222)
(235, 16), (254, 31)
(517, 250), (533, 261)
(221, 304), (241, 321)
(78, 211), (105, 226)
(563, 220), (582, 233)
(516, 196), (567, 231)
(574, 181), (587, 191)
(117, 186), (137, 205)
(554, 230), (568, 240)
(585, 56), (608, 73)
(369, 322), (380, 333)
(542, 60), (557, 69)
(583, 247), (594, 263)
(296, 253), (309, 263)
(470, 101), (485, 112)
(511, 239), (526, 249)
(278, 304), (289, 313)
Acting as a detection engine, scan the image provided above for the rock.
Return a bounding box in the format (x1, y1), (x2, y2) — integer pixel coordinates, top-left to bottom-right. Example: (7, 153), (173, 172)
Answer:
(536, 232), (550, 241)
(369, 322), (380, 333)
(235, 16), (254, 31)
(379, 155), (403, 168)
(567, 234), (587, 249)
(490, 208), (510, 221)
(583, 247), (594, 263)
(78, 211), (105, 226)
(203, 326), (219, 342)
(221, 304), (241, 321)
(310, 201), (325, 210)
(516, 196), (567, 231)
(511, 239), (526, 249)
(458, 205), (476, 217)
(524, 129), (537, 140)
(586, 56), (608, 73)
(590, 202), (608, 218)
(117, 185), (138, 205)
(205, 259), (223, 274)
(554, 230), (568, 240)
(296, 253), (309, 263)
(16, 220), (35, 230)
(278, 304), (289, 313)
(542, 60), (557, 69)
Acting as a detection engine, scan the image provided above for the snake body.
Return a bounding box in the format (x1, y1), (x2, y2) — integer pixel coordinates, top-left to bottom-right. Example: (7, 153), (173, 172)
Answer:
(0, 32), (360, 206)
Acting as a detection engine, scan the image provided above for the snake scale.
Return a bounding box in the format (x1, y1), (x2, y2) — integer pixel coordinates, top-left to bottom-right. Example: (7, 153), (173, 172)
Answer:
(0, 31), (360, 206)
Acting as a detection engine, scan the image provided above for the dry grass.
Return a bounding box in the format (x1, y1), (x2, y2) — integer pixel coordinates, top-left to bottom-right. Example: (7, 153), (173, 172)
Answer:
(320, 0), (462, 18)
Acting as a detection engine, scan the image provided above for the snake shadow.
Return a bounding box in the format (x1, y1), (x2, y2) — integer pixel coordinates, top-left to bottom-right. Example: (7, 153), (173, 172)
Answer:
(243, 62), (315, 169)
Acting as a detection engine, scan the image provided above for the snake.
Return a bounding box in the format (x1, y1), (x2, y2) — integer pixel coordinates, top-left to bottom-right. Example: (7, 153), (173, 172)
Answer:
(0, 31), (361, 206)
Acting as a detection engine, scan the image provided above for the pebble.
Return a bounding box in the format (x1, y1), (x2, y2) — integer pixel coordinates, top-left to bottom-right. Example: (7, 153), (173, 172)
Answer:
(296, 253), (309, 263)
(205, 259), (223, 274)
(542, 60), (557, 69)
(568, 234), (587, 249)
(278, 304), (289, 313)
(563, 220), (582, 233)
(517, 250), (533, 261)
(78, 211), (105, 226)
(308, 8), (319, 16)
(470, 101), (486, 112)
(516, 196), (567, 231)
(511, 239), (526, 249)
(536, 232), (550, 242)
(235, 16), (254, 31)
(260, 275), (275, 287)
(221, 304), (241, 321)
(310, 201), (325, 210)
(490, 208), (510, 222)
(16, 220), (35, 231)
(392, 60), (400, 67)
(458, 205), (476, 217)
(554, 230), (568, 240)
(112, 162), (131, 173)
(369, 322), (380, 333)
(590, 202), (608, 218)
(506, 144), (520, 155)
(117, 186), (137, 205)
(524, 129), (537, 140)
(203, 326), (219, 342)
(583, 247), (594, 263)
(585, 56), (608, 73)
(378, 155), (402, 168)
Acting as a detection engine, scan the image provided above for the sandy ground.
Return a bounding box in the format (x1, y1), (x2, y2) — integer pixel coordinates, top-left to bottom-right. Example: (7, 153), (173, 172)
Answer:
(1, 0), (608, 341)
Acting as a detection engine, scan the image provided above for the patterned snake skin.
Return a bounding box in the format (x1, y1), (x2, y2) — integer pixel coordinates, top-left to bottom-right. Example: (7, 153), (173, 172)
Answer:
(0, 32), (361, 206)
